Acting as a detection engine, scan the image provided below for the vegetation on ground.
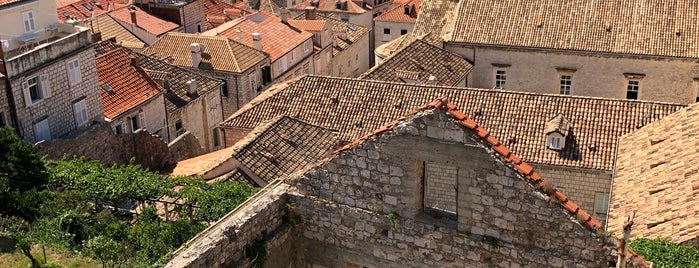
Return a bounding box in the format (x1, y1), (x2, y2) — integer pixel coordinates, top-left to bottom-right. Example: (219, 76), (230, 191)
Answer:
(0, 126), (259, 267)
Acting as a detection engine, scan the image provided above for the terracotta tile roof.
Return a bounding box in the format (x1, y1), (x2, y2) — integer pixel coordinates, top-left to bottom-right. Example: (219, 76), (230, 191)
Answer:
(202, 0), (251, 30)
(323, 15), (369, 56)
(0, 0), (26, 8)
(360, 39), (472, 86)
(333, 97), (650, 267)
(129, 52), (225, 114)
(109, 5), (180, 36)
(608, 102), (699, 244)
(95, 45), (162, 119)
(88, 14), (146, 49)
(210, 11), (313, 61)
(287, 19), (327, 33)
(449, 0), (699, 58)
(144, 32), (268, 73)
(172, 116), (338, 185)
(376, 0), (456, 58)
(221, 76), (684, 171)
(56, 0), (112, 21)
(374, 0), (421, 23)
(291, 0), (369, 14)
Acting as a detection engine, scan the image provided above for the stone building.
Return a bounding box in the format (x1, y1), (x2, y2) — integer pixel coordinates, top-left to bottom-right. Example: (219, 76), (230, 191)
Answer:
(109, 5), (182, 45)
(286, 14), (334, 76)
(163, 99), (650, 268)
(130, 49), (226, 153)
(374, 0), (420, 50)
(132, 0), (206, 33)
(204, 11), (314, 82)
(171, 116), (338, 186)
(86, 14), (147, 51)
(95, 44), (166, 138)
(608, 102), (699, 248)
(144, 32), (269, 118)
(1, 0), (104, 143)
(219, 75), (684, 218)
(56, 0), (128, 22)
(360, 39), (472, 86)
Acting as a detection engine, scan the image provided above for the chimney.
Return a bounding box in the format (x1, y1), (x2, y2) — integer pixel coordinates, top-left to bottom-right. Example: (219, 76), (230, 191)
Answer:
(426, 75), (436, 85)
(186, 79), (197, 95)
(190, 43), (202, 67)
(130, 55), (140, 67)
(311, 0), (318, 7)
(236, 27), (244, 42)
(252, 33), (262, 50)
(335, 0), (342, 10)
(403, 4), (410, 15)
(91, 32), (102, 42)
(129, 6), (137, 25)
(337, 30), (347, 40)
(280, 8), (290, 23)
(304, 6), (317, 20)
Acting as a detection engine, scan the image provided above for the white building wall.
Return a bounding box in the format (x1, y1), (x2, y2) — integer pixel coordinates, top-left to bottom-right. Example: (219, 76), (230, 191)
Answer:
(110, 93), (166, 138)
(333, 31), (370, 78)
(374, 20), (414, 49)
(446, 44), (699, 104)
(0, 0), (59, 52)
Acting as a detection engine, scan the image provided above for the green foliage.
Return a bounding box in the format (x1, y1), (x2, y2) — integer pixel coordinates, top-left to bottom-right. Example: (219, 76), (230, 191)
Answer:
(629, 238), (699, 268)
(176, 178), (259, 222)
(483, 235), (500, 249)
(387, 212), (401, 226)
(84, 235), (123, 268)
(0, 126), (48, 192)
(244, 239), (267, 268)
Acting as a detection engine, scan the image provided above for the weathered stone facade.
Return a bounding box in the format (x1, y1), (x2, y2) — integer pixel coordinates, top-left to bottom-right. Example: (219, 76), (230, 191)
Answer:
(165, 108), (648, 268)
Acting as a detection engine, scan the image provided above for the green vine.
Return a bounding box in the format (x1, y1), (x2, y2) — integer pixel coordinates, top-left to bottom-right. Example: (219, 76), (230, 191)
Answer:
(387, 212), (401, 226)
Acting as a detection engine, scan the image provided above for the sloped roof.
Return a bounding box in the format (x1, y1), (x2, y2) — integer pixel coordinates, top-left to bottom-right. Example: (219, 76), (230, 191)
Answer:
(144, 32), (267, 73)
(209, 11), (313, 61)
(333, 97), (650, 267)
(95, 45), (162, 119)
(221, 75), (684, 171)
(109, 5), (179, 36)
(0, 0), (26, 8)
(360, 39), (472, 86)
(56, 0), (113, 21)
(202, 0), (250, 30)
(291, 0), (369, 14)
(374, 0), (421, 23)
(88, 14), (146, 49)
(449, 0), (699, 59)
(325, 16), (369, 56)
(287, 19), (327, 32)
(171, 116), (338, 185)
(129, 52), (224, 114)
(608, 103), (699, 244)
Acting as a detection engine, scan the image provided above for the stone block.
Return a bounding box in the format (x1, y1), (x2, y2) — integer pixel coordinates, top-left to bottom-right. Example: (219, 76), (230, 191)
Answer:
(426, 126), (444, 139)
(390, 177), (402, 185)
(389, 166), (404, 176)
(384, 195), (397, 205)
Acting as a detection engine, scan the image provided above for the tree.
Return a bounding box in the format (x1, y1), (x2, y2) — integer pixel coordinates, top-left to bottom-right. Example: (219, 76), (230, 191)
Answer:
(176, 178), (259, 222)
(84, 235), (122, 268)
(629, 238), (699, 268)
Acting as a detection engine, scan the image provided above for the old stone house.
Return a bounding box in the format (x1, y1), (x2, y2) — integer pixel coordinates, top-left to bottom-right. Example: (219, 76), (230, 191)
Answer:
(131, 0), (206, 34)
(86, 14), (147, 51)
(163, 99), (650, 268)
(1, 0), (104, 143)
(109, 5), (182, 45)
(130, 49), (226, 153)
(171, 116), (338, 186)
(287, 14), (334, 76)
(608, 102), (699, 248)
(360, 39), (472, 86)
(218, 75), (684, 220)
(374, 0), (420, 50)
(95, 44), (166, 138)
(204, 11), (314, 83)
(144, 32), (269, 118)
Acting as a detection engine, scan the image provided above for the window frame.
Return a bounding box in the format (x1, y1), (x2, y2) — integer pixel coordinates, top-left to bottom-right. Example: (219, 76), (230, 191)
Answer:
(626, 80), (640, 99)
(304, 40), (311, 52)
(494, 69), (506, 89)
(400, 29), (408, 35)
(34, 118), (51, 141)
(559, 74), (572, 95)
(594, 192), (610, 227)
(67, 58), (82, 85)
(22, 10), (35, 33)
(383, 28), (391, 35)
(73, 99), (89, 127)
(22, 74), (51, 107)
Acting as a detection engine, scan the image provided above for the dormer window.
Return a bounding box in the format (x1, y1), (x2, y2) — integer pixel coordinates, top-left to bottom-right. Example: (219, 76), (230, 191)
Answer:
(544, 114), (571, 151)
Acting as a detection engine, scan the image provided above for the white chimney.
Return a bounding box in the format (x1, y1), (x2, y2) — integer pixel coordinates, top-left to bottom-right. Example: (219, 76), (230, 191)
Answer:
(252, 33), (262, 50)
(186, 79), (197, 95)
(236, 27), (243, 42)
(427, 75), (436, 85)
(280, 8), (290, 23)
(190, 43), (202, 67)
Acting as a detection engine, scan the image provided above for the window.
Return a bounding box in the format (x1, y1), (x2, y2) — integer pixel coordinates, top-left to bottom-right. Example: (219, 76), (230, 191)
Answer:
(22, 74), (51, 107)
(423, 161), (457, 220)
(383, 28), (390, 35)
(400, 29), (408, 35)
(290, 51), (295, 61)
(22, 11), (35, 33)
(197, 25), (202, 33)
(213, 128), (220, 147)
(340, 17), (349, 22)
(175, 119), (184, 136)
(560, 75), (572, 95)
(73, 99), (88, 127)
(626, 80), (639, 99)
(0, 111), (5, 127)
(494, 69), (506, 89)
(548, 136), (562, 150)
(34, 118), (51, 141)
(594, 192), (610, 227)
(695, 87), (698, 102)
(304, 40), (310, 52)
(249, 73), (258, 96)
(130, 112), (145, 132)
(114, 123), (125, 135)
(67, 59), (81, 85)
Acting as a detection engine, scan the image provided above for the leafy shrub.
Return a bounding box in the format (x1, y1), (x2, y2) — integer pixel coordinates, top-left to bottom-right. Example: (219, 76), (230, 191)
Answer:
(629, 238), (699, 268)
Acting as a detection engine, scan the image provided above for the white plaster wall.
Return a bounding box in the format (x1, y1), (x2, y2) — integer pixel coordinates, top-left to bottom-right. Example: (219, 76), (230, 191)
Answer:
(333, 30), (370, 78)
(0, 0), (59, 52)
(374, 20), (413, 49)
(446, 44), (699, 104)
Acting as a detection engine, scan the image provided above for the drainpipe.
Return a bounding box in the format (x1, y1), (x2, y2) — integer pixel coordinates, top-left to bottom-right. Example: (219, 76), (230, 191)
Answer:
(0, 44), (20, 137)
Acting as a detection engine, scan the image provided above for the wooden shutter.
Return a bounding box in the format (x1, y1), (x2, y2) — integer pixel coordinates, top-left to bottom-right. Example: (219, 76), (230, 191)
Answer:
(21, 80), (32, 107)
(40, 74), (51, 98)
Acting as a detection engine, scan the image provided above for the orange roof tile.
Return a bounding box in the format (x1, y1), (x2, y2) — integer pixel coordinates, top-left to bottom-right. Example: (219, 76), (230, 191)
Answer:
(202, 0), (249, 30)
(221, 76), (684, 171)
(449, 0), (699, 59)
(291, 0), (368, 14)
(333, 97), (650, 267)
(212, 11), (313, 61)
(96, 46), (162, 119)
(609, 102), (699, 245)
(88, 13), (146, 49)
(109, 5), (179, 36)
(374, 0), (421, 23)
(56, 0), (112, 21)
(0, 0), (25, 8)
(287, 19), (327, 32)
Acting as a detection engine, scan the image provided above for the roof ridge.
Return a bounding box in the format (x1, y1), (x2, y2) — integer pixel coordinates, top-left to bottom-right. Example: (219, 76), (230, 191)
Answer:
(332, 97), (650, 267)
(220, 76), (305, 124)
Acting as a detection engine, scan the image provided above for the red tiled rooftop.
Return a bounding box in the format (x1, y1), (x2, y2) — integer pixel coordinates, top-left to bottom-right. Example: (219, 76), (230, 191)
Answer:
(96, 46), (162, 119)
(375, 0), (420, 23)
(202, 0), (249, 30)
(291, 0), (368, 14)
(109, 5), (179, 36)
(56, 0), (115, 22)
(287, 19), (327, 32)
(0, 0), (25, 8)
(211, 11), (313, 61)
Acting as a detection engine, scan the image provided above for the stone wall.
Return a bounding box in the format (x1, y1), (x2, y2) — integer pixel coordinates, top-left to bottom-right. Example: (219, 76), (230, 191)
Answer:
(333, 28), (371, 78)
(424, 161), (457, 213)
(222, 127), (251, 147)
(168, 131), (206, 162)
(36, 123), (180, 171)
